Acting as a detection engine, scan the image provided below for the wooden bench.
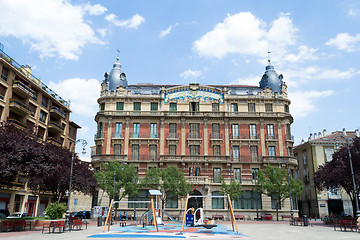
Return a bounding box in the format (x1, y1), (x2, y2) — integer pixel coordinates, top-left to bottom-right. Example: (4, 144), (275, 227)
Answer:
(261, 214), (272, 220)
(281, 215), (291, 221)
(0, 220), (14, 232)
(212, 215), (224, 220)
(333, 219), (357, 232)
(81, 219), (88, 229)
(42, 221), (65, 233)
(235, 215), (245, 221)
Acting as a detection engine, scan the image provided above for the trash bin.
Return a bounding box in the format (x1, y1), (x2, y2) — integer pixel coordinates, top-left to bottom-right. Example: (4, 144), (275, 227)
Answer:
(186, 214), (194, 226)
(97, 216), (103, 227)
(303, 215), (309, 226)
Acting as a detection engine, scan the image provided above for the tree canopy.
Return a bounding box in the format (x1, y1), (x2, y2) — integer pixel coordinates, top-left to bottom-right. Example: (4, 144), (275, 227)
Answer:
(257, 164), (303, 220)
(0, 123), (97, 202)
(220, 179), (243, 203)
(315, 137), (360, 216)
(94, 161), (139, 202)
(140, 166), (192, 209)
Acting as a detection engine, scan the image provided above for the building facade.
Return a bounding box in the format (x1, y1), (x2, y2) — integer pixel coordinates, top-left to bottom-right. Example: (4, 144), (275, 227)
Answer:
(294, 129), (360, 218)
(0, 48), (80, 216)
(91, 58), (297, 220)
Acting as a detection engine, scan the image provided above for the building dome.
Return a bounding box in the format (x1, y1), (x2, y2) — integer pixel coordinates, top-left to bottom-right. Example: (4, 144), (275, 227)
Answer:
(106, 57), (128, 90)
(259, 61), (283, 93)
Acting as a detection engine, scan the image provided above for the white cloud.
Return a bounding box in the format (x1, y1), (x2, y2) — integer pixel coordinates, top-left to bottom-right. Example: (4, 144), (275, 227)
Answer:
(193, 12), (298, 59)
(180, 69), (203, 80)
(326, 33), (360, 52)
(348, 8), (359, 16)
(232, 76), (259, 86)
(289, 90), (334, 119)
(0, 0), (103, 60)
(97, 28), (107, 38)
(82, 2), (107, 16)
(159, 23), (178, 38)
(48, 78), (100, 117)
(283, 45), (318, 63)
(105, 13), (145, 29)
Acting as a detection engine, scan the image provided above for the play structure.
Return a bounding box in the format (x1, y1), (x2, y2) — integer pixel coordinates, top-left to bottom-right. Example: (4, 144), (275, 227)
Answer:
(181, 194), (239, 233)
(103, 189), (178, 232)
(103, 191), (238, 234)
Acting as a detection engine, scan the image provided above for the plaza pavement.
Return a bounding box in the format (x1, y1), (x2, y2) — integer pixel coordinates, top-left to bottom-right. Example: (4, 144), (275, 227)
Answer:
(0, 219), (359, 240)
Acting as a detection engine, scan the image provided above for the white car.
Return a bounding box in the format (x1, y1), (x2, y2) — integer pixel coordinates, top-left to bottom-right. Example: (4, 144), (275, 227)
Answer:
(7, 212), (30, 218)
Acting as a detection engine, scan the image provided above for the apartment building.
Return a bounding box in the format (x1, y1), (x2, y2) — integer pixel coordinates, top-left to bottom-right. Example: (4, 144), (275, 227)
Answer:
(0, 48), (80, 216)
(294, 129), (360, 218)
(91, 58), (296, 220)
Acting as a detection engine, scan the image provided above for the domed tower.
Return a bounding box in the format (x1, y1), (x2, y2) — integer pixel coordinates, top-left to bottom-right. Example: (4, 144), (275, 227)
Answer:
(259, 59), (284, 93)
(104, 57), (128, 90)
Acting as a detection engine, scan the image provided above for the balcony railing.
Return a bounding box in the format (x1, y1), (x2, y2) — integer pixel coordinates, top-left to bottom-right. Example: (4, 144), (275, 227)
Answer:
(46, 137), (62, 147)
(8, 118), (27, 129)
(12, 80), (36, 99)
(9, 98), (33, 115)
(0, 49), (70, 107)
(266, 134), (278, 140)
(230, 134), (260, 140)
(187, 133), (202, 139)
(130, 132), (159, 139)
(112, 132), (123, 138)
(94, 132), (104, 139)
(210, 133), (223, 140)
(159, 155), (230, 162)
(50, 106), (66, 118)
(48, 121), (64, 132)
(96, 110), (292, 118)
(166, 133), (179, 139)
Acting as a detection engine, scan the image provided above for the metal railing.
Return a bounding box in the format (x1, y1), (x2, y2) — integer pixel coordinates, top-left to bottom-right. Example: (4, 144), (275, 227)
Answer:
(13, 80), (36, 98)
(210, 133), (223, 140)
(48, 121), (64, 131)
(8, 118), (27, 129)
(9, 98), (33, 115)
(47, 137), (62, 146)
(0, 49), (70, 107)
(50, 106), (66, 118)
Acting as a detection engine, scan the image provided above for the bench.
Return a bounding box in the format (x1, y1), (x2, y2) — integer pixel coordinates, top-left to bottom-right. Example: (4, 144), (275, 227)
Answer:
(71, 219), (82, 231)
(13, 220), (26, 231)
(81, 219), (88, 229)
(42, 221), (65, 234)
(292, 217), (304, 226)
(212, 215), (224, 220)
(235, 215), (245, 221)
(0, 220), (14, 232)
(261, 214), (272, 220)
(281, 215), (291, 221)
(333, 219), (357, 232)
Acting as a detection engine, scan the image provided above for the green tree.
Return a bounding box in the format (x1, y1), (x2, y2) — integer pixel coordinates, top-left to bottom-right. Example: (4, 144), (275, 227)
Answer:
(140, 166), (192, 212)
(95, 162), (139, 203)
(257, 164), (303, 221)
(220, 179), (243, 204)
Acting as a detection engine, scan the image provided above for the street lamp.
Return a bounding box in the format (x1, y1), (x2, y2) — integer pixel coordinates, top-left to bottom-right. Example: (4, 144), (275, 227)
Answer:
(66, 139), (87, 226)
(278, 158), (294, 223)
(336, 129), (360, 217)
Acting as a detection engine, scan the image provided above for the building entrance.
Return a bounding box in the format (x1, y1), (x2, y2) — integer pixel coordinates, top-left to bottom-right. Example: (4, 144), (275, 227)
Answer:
(328, 199), (344, 215)
(187, 190), (202, 210)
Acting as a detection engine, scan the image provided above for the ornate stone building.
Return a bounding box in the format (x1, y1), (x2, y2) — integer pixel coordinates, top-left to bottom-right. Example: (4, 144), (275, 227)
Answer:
(91, 58), (297, 220)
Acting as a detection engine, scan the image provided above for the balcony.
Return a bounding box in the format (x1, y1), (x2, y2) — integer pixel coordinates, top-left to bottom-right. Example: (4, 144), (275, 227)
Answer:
(46, 137), (62, 147)
(230, 134), (260, 142)
(48, 121), (64, 133)
(266, 134), (278, 140)
(186, 176), (209, 184)
(50, 106), (66, 119)
(262, 156), (298, 167)
(129, 132), (159, 144)
(12, 81), (36, 99)
(159, 155), (230, 163)
(0, 93), (3, 100)
(8, 118), (27, 130)
(9, 99), (33, 116)
(186, 133), (202, 145)
(91, 154), (128, 163)
(166, 133), (179, 145)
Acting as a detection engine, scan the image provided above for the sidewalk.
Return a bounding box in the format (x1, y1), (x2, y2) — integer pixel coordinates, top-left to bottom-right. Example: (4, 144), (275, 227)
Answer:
(1, 219), (358, 240)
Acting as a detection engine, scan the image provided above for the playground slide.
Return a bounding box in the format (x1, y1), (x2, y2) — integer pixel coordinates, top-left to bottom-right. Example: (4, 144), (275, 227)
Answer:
(162, 209), (180, 222)
(141, 209), (180, 224)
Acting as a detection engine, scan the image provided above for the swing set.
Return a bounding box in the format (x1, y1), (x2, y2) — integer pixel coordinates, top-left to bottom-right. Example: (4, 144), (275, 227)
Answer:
(181, 193), (239, 233)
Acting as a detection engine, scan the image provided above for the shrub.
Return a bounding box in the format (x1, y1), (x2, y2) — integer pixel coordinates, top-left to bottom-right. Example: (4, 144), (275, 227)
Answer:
(45, 202), (67, 219)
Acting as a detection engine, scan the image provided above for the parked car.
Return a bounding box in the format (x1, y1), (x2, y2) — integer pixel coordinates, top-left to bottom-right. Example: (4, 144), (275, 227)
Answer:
(0, 209), (10, 217)
(0, 213), (7, 219)
(72, 211), (91, 219)
(7, 212), (30, 218)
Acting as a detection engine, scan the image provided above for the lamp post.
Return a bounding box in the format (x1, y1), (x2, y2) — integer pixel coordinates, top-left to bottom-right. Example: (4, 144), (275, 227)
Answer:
(278, 158), (294, 224)
(65, 139), (87, 226)
(112, 160), (125, 222)
(336, 130), (360, 217)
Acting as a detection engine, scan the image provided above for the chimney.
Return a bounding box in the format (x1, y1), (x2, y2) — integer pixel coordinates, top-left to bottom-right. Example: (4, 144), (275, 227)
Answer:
(343, 128), (346, 137)
(314, 133), (317, 139)
(318, 132), (322, 138)
(309, 133), (313, 140)
(355, 129), (360, 138)
(301, 139), (305, 144)
(323, 129), (327, 136)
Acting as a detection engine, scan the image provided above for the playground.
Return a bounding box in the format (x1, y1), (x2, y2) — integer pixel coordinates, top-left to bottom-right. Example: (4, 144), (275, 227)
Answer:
(89, 190), (245, 239)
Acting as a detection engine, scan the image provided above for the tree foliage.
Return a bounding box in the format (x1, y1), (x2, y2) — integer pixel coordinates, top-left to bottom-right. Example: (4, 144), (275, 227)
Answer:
(0, 123), (97, 202)
(45, 202), (67, 219)
(258, 164), (303, 220)
(94, 161), (139, 202)
(315, 137), (360, 216)
(140, 166), (192, 209)
(220, 179), (243, 203)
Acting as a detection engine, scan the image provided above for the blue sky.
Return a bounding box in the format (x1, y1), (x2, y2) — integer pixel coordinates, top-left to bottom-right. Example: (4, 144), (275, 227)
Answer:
(1, 0), (359, 160)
